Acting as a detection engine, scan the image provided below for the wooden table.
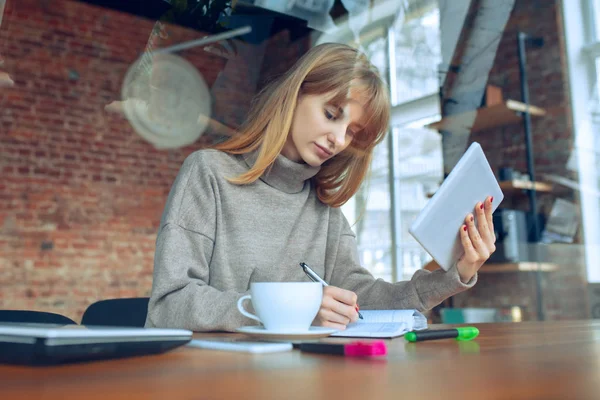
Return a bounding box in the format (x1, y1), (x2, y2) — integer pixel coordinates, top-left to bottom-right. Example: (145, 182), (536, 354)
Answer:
(2, 321), (600, 399)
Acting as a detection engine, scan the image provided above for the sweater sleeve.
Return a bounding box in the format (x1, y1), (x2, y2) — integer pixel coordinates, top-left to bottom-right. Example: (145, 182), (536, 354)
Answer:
(145, 153), (254, 332)
(328, 221), (477, 311)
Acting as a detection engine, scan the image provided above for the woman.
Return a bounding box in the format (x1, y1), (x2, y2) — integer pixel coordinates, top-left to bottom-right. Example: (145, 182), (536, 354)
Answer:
(145, 43), (496, 332)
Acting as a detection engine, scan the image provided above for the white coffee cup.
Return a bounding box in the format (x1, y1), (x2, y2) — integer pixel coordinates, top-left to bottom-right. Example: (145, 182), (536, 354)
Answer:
(237, 282), (323, 332)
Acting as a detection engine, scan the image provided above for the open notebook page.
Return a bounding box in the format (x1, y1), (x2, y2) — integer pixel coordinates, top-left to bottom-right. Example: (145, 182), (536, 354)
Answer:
(330, 309), (428, 338)
(330, 322), (409, 338)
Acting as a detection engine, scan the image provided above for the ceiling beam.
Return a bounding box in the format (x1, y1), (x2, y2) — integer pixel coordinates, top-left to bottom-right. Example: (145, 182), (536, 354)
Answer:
(437, 0), (515, 174)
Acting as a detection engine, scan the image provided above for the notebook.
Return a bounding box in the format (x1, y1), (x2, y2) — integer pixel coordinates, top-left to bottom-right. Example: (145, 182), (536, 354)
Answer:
(409, 142), (504, 271)
(0, 323), (193, 365)
(331, 310), (427, 338)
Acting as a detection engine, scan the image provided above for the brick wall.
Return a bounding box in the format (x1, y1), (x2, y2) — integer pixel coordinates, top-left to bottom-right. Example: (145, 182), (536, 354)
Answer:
(449, 0), (589, 320)
(0, 0), (309, 321)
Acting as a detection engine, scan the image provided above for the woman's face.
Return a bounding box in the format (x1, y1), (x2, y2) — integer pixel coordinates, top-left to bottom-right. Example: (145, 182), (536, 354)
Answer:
(282, 92), (366, 167)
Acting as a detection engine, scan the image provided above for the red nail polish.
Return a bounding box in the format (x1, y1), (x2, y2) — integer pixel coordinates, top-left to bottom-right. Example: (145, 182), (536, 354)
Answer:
(470, 216), (474, 222)
(490, 196), (494, 203)
(463, 225), (467, 231)
(480, 204), (484, 209)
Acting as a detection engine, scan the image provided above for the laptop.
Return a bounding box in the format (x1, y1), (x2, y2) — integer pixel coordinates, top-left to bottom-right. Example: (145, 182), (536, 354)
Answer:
(409, 142), (504, 271)
(0, 323), (193, 365)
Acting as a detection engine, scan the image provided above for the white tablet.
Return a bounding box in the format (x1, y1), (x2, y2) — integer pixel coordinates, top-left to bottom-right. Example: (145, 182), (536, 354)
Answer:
(409, 142), (504, 271)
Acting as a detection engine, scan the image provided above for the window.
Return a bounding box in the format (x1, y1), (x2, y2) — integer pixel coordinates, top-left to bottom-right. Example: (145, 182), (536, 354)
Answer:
(393, 115), (442, 280)
(563, 0), (600, 282)
(593, 0), (600, 41)
(393, 2), (440, 103)
(342, 138), (394, 281)
(330, 0), (443, 281)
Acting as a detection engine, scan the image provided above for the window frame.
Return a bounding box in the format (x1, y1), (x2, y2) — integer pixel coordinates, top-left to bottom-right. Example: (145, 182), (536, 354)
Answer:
(562, 0), (600, 282)
(313, 1), (442, 281)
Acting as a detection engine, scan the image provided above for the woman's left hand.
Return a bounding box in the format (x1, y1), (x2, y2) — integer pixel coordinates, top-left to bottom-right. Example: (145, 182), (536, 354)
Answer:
(456, 196), (496, 283)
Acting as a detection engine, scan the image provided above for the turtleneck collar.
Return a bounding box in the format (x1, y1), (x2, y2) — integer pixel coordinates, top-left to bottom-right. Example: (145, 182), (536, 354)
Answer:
(242, 150), (320, 193)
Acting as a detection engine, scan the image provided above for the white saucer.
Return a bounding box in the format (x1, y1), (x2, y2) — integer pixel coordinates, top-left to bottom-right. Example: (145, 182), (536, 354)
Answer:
(236, 326), (337, 340)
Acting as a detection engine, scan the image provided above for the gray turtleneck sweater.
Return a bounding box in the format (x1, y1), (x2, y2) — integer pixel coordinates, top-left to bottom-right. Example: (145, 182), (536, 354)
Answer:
(145, 149), (476, 332)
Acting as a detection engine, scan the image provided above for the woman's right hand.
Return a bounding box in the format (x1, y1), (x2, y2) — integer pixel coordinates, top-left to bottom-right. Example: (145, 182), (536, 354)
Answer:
(313, 286), (359, 330)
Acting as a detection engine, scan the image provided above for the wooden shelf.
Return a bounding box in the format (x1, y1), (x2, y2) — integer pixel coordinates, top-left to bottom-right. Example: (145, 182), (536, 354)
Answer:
(499, 180), (553, 192)
(426, 100), (546, 133)
(426, 179), (553, 198)
(423, 260), (558, 273)
(479, 262), (559, 273)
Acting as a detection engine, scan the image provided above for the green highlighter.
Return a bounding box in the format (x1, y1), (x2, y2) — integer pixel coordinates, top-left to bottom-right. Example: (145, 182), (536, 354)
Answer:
(405, 327), (479, 342)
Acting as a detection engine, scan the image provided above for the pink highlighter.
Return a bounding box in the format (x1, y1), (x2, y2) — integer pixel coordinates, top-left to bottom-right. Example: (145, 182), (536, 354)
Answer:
(298, 341), (387, 357)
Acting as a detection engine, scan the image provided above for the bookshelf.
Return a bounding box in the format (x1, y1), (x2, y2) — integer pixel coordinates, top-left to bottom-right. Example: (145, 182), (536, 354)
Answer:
(422, 32), (555, 321)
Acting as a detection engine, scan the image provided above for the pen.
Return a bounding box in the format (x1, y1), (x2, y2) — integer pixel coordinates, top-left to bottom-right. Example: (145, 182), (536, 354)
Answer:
(299, 262), (364, 320)
(405, 327), (480, 342)
(298, 341), (387, 357)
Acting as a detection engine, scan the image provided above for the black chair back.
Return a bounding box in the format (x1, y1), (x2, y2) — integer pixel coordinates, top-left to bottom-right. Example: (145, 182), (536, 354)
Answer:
(81, 297), (149, 327)
(0, 310), (76, 325)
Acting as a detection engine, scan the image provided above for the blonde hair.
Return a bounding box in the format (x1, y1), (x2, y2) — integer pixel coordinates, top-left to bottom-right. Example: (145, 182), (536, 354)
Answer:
(213, 43), (390, 207)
